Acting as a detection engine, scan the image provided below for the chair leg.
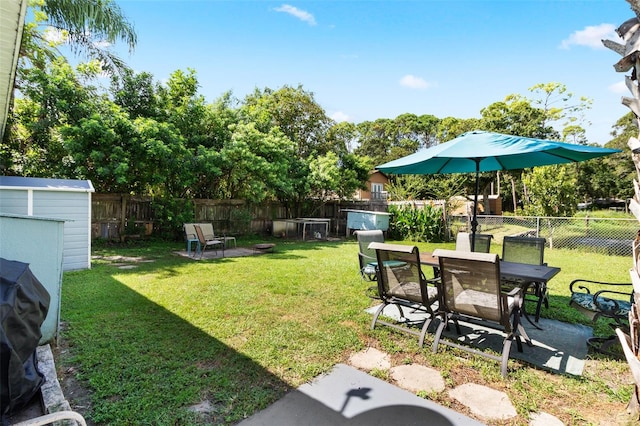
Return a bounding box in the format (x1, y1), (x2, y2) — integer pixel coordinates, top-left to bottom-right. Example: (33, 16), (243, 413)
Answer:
(432, 317), (447, 353)
(501, 338), (513, 377)
(371, 303), (388, 330)
(587, 335), (621, 356)
(418, 316), (434, 348)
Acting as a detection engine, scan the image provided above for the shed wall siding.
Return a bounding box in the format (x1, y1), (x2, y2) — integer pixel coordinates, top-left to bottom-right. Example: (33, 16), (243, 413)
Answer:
(32, 191), (90, 270)
(0, 189), (27, 214)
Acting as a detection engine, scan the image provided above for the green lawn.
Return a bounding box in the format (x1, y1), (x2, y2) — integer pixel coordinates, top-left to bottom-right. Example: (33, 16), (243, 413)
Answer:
(58, 238), (635, 425)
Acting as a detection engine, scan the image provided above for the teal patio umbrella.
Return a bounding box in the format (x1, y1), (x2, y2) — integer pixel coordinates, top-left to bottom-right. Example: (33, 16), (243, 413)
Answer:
(376, 130), (621, 250)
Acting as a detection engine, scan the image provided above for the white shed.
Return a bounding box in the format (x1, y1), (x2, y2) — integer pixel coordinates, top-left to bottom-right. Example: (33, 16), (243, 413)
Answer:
(0, 176), (94, 270)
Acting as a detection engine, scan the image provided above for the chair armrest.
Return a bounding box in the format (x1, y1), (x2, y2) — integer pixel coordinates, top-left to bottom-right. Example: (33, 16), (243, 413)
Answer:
(359, 252), (376, 263)
(592, 288), (634, 313)
(505, 286), (522, 297)
(569, 279), (632, 294)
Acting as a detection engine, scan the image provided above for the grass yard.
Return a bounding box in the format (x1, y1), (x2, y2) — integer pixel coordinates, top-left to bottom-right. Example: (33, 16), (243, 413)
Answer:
(57, 238), (636, 425)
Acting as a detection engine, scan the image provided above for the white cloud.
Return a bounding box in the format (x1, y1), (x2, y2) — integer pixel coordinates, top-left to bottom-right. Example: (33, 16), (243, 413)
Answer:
(399, 74), (431, 90)
(274, 4), (317, 26)
(609, 80), (628, 94)
(330, 111), (351, 122)
(560, 24), (621, 49)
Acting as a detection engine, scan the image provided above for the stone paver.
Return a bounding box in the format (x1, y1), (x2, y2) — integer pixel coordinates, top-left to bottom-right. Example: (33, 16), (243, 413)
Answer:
(348, 348), (391, 371)
(449, 383), (517, 421)
(346, 348), (571, 425)
(529, 411), (565, 426)
(390, 364), (446, 393)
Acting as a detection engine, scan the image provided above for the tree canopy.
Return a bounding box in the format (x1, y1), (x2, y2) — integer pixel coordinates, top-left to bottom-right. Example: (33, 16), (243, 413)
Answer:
(3, 1), (633, 220)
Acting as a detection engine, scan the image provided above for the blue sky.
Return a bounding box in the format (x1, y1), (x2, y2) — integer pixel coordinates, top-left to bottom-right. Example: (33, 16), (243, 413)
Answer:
(106, 0), (634, 145)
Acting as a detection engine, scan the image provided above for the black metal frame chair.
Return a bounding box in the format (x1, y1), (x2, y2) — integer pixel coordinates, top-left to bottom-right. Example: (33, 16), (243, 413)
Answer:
(501, 236), (547, 323)
(369, 242), (439, 347)
(569, 279), (633, 355)
(432, 249), (531, 377)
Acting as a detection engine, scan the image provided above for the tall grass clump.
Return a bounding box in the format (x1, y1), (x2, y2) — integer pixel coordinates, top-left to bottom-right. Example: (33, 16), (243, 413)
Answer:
(388, 203), (444, 242)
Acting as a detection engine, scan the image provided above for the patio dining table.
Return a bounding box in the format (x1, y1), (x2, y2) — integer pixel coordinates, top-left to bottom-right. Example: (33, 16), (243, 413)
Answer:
(418, 252), (561, 329)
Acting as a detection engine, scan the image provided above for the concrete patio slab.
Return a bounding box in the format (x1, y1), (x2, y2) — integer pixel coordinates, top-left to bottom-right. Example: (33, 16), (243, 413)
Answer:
(174, 247), (258, 260)
(366, 304), (592, 376)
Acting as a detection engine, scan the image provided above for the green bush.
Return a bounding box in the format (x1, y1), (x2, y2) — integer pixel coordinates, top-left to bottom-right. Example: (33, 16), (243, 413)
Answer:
(150, 197), (195, 240)
(388, 203), (444, 242)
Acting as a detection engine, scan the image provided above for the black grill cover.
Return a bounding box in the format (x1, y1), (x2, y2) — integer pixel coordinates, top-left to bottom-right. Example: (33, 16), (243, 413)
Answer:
(0, 258), (50, 416)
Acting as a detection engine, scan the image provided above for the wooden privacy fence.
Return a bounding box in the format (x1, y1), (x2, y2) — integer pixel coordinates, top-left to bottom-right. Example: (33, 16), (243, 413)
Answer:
(91, 193), (388, 241)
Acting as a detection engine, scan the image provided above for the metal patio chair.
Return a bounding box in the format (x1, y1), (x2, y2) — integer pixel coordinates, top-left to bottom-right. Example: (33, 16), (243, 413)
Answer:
(194, 224), (224, 259)
(569, 278), (633, 355)
(432, 249), (531, 377)
(369, 242), (439, 347)
(455, 232), (493, 253)
(501, 236), (547, 323)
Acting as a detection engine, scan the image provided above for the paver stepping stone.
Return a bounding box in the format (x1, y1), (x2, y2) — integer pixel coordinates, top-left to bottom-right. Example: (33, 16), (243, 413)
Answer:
(348, 348), (391, 371)
(449, 383), (517, 420)
(390, 364), (445, 393)
(529, 411), (564, 425)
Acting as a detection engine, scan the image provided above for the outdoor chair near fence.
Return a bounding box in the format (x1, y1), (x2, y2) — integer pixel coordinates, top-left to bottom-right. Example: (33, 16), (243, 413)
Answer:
(431, 249), (531, 377)
(569, 278), (633, 355)
(183, 223), (200, 257)
(194, 225), (224, 259)
(455, 232), (493, 253)
(368, 242), (439, 347)
(501, 236), (548, 323)
(197, 223), (236, 250)
(355, 230), (385, 282)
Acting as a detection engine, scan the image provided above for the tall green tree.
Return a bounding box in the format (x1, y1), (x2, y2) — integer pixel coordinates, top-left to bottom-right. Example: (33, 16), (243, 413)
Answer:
(435, 117), (480, 142)
(110, 70), (161, 119)
(241, 85), (332, 158)
(528, 82), (592, 144)
(2, 58), (96, 176)
(215, 123), (298, 202)
(354, 117), (420, 166)
(308, 152), (371, 201)
(522, 164), (578, 216)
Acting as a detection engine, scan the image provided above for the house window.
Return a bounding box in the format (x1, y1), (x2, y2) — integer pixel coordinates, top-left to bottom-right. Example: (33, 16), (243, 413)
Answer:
(371, 183), (383, 193)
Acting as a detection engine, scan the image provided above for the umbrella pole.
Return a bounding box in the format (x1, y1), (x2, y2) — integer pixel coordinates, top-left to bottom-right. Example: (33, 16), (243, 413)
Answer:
(470, 160), (480, 252)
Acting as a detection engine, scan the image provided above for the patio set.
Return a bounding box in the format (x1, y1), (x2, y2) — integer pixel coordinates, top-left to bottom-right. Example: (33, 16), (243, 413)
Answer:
(356, 229), (634, 377)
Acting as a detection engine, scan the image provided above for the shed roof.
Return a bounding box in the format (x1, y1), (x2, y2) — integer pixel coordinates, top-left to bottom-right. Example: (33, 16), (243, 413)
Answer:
(0, 176), (95, 192)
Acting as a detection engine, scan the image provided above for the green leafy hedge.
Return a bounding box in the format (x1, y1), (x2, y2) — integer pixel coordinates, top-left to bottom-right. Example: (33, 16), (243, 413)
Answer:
(388, 203), (444, 242)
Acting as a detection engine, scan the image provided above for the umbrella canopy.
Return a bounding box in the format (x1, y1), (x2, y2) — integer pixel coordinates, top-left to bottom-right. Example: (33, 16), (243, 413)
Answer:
(376, 130), (621, 175)
(376, 130), (621, 249)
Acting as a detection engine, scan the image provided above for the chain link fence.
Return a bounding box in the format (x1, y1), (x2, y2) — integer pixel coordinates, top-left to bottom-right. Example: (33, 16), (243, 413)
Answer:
(448, 215), (639, 256)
